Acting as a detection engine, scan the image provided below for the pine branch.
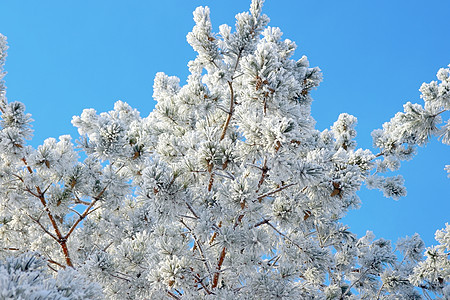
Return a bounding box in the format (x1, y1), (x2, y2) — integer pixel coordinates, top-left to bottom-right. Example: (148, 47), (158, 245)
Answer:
(257, 183), (296, 201)
(20, 157), (74, 267)
(212, 246), (227, 289)
(220, 81), (235, 141)
(180, 219), (214, 288)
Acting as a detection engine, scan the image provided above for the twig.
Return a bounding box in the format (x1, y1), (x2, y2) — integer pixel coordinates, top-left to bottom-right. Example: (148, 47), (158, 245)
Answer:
(256, 157), (268, 193)
(431, 109), (447, 117)
(264, 220), (303, 251)
(69, 208), (82, 218)
(254, 218), (270, 228)
(193, 274), (213, 295)
(341, 268), (369, 298)
(26, 213), (59, 242)
(72, 195), (91, 205)
(257, 183), (296, 201)
(184, 201), (199, 219)
(47, 263), (58, 273)
(21, 158), (73, 267)
(219, 47), (242, 142)
(220, 81), (235, 141)
(47, 259), (66, 269)
(376, 283), (385, 300)
(180, 219), (213, 288)
(167, 291), (181, 300)
(109, 272), (131, 282)
(213, 171), (235, 180)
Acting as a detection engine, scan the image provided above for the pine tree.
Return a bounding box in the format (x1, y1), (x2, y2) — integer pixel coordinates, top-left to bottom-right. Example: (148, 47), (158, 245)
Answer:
(0, 1), (449, 299)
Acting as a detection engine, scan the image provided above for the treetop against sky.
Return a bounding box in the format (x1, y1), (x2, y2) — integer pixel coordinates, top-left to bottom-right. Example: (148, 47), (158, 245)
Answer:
(0, 0), (448, 246)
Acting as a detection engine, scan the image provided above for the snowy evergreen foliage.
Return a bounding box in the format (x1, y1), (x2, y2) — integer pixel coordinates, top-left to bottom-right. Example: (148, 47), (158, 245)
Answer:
(0, 1), (449, 298)
(0, 252), (102, 299)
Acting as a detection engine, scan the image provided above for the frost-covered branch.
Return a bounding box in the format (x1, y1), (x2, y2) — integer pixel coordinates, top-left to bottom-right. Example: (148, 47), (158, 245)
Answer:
(0, 1), (448, 299)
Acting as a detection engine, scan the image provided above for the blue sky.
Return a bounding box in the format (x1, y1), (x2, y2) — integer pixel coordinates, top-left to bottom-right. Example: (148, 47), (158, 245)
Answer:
(1, 0), (449, 247)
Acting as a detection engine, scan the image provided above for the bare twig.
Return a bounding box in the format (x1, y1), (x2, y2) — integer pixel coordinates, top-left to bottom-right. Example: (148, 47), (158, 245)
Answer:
(47, 259), (66, 269)
(47, 263), (58, 273)
(167, 291), (181, 300)
(69, 208), (82, 218)
(254, 218), (270, 228)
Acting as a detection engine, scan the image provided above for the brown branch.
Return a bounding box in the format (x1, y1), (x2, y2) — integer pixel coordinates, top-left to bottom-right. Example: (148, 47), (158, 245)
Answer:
(167, 291), (181, 300)
(256, 157), (268, 193)
(42, 180), (55, 195)
(72, 191), (91, 205)
(193, 274), (213, 295)
(47, 263), (58, 273)
(85, 205), (102, 217)
(11, 173), (24, 183)
(21, 158), (33, 174)
(21, 158), (115, 268)
(254, 218), (270, 228)
(57, 242), (72, 267)
(20, 150), (82, 268)
(209, 221), (222, 245)
(21, 158), (66, 237)
(35, 191), (72, 266)
(69, 208), (82, 218)
(47, 259), (66, 269)
(220, 81), (235, 141)
(212, 246), (226, 289)
(26, 212), (72, 267)
(73, 197), (91, 206)
(65, 180), (110, 240)
(207, 171), (215, 192)
(65, 199), (97, 240)
(374, 152), (384, 159)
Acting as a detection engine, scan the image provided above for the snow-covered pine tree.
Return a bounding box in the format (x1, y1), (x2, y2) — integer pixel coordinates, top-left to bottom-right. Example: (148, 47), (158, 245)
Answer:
(0, 1), (449, 299)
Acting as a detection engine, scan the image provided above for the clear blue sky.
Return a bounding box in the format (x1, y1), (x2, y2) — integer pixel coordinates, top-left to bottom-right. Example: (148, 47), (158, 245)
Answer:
(1, 0), (449, 247)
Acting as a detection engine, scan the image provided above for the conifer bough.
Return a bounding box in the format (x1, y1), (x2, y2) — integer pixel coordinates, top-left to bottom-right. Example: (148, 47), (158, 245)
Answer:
(0, 1), (449, 299)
